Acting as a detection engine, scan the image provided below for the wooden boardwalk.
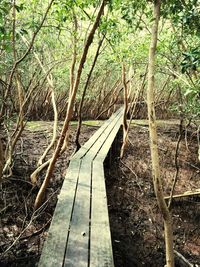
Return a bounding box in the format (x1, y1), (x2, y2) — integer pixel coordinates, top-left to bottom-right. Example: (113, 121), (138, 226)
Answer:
(38, 108), (123, 267)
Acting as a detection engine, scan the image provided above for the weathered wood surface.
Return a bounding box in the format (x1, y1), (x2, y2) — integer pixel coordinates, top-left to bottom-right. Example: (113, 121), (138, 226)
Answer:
(90, 160), (114, 267)
(64, 158), (92, 267)
(38, 159), (81, 267)
(95, 116), (123, 161)
(38, 108), (123, 267)
(72, 107), (123, 160)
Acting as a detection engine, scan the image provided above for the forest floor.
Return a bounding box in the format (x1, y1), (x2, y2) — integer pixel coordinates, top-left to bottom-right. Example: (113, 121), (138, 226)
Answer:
(0, 120), (199, 267)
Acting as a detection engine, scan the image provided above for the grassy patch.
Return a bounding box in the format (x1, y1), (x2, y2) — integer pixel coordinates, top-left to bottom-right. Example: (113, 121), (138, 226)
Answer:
(26, 121), (53, 131)
(26, 120), (103, 132)
(130, 119), (185, 127)
(26, 119), (190, 132)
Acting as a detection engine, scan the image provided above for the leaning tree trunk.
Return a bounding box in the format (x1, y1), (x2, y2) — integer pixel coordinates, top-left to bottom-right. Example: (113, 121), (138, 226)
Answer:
(34, 0), (106, 210)
(75, 35), (105, 151)
(147, 1), (174, 267)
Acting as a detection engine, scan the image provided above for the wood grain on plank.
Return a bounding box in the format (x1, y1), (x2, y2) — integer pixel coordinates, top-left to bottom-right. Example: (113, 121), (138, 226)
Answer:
(38, 160), (81, 267)
(63, 158), (92, 267)
(90, 160), (114, 267)
(87, 110), (123, 159)
(72, 108), (123, 160)
(96, 114), (123, 161)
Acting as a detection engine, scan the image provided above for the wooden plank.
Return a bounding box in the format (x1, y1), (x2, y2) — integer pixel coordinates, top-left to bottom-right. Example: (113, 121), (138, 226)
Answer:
(95, 113), (123, 161)
(89, 111), (122, 266)
(85, 110), (123, 159)
(90, 160), (114, 267)
(72, 108), (122, 160)
(38, 160), (81, 267)
(63, 157), (92, 267)
(72, 108), (123, 160)
(91, 113), (123, 161)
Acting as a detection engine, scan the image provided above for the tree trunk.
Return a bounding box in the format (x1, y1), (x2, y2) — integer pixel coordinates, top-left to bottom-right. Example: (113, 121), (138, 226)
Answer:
(0, 137), (4, 181)
(120, 62), (128, 158)
(147, 1), (174, 267)
(75, 35), (105, 151)
(34, 0), (106, 210)
(69, 10), (78, 97)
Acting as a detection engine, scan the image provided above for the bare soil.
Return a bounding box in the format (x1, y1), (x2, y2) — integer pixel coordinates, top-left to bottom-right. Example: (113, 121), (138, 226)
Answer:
(0, 122), (199, 267)
(106, 123), (200, 267)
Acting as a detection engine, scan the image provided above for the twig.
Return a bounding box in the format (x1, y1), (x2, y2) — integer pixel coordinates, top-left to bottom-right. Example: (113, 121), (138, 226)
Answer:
(120, 160), (142, 192)
(8, 177), (33, 186)
(179, 159), (200, 171)
(95, 87), (123, 119)
(165, 189), (200, 200)
(0, 189), (58, 257)
(30, 158), (51, 185)
(128, 137), (135, 148)
(19, 218), (51, 241)
(0, 204), (12, 214)
(174, 250), (194, 267)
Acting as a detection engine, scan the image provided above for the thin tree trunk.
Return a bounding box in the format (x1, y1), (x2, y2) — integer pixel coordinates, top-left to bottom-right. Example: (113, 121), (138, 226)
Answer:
(95, 77), (134, 120)
(0, 0), (55, 122)
(69, 10), (78, 97)
(168, 86), (184, 208)
(75, 35), (105, 151)
(120, 66), (147, 159)
(0, 0), (55, 177)
(107, 80), (121, 117)
(168, 118), (183, 208)
(147, 1), (174, 267)
(34, 0), (106, 210)
(197, 125), (200, 162)
(17, 34), (58, 183)
(120, 62), (128, 158)
(128, 65), (133, 100)
(95, 86), (123, 119)
(2, 2), (26, 177)
(0, 137), (4, 181)
(120, 84), (141, 159)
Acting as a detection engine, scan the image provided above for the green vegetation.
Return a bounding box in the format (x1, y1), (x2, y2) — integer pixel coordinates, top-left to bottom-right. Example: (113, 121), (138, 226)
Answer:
(0, 1), (199, 124)
(0, 1), (199, 266)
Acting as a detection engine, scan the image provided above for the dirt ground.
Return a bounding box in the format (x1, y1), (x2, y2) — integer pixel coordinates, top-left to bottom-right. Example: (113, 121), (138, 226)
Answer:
(0, 121), (199, 266)
(106, 123), (200, 267)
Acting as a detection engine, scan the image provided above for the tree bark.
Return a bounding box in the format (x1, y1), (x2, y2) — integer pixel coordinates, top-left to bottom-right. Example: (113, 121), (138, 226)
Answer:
(147, 1), (174, 267)
(120, 61), (128, 158)
(75, 35), (105, 151)
(69, 10), (78, 97)
(34, 0), (106, 210)
(0, 137), (4, 181)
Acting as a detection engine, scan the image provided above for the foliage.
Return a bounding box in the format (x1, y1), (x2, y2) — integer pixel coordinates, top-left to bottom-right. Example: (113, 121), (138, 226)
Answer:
(163, 0), (200, 35)
(181, 48), (200, 73)
(0, 0), (199, 121)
